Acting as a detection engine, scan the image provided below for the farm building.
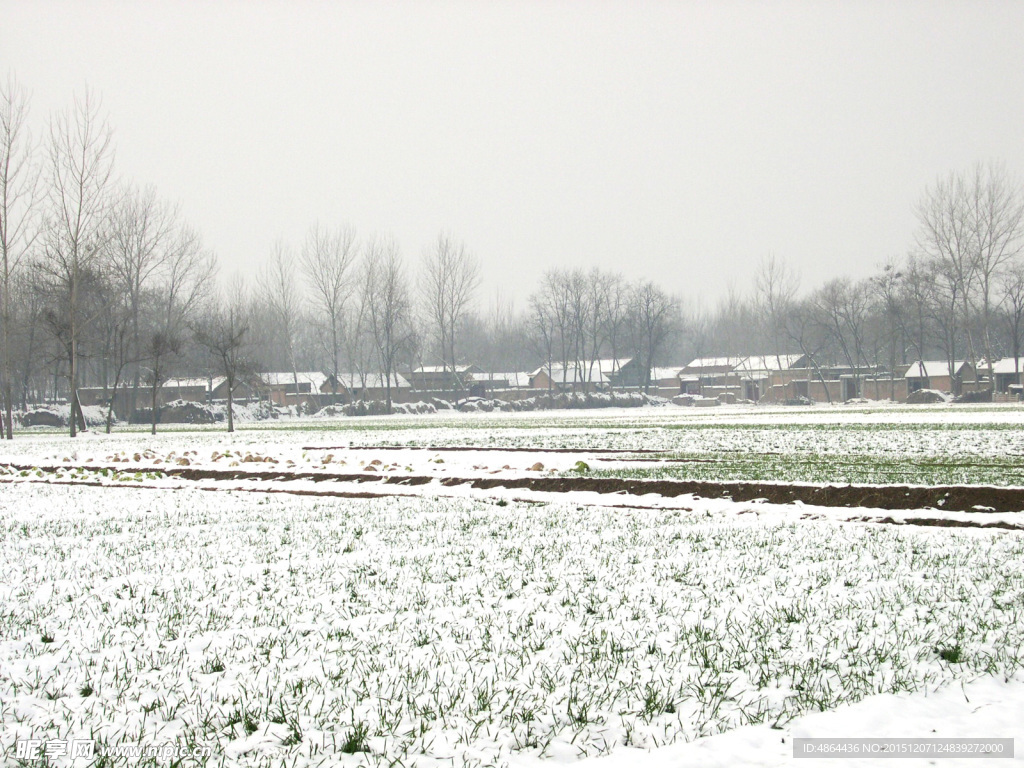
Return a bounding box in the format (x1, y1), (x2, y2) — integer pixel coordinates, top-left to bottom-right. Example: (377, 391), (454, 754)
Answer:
(335, 373), (412, 403)
(529, 363), (613, 393)
(990, 358), (1024, 393)
(679, 357), (746, 399)
(465, 372), (532, 397)
(406, 365), (482, 393)
(645, 367), (685, 397)
(733, 355), (808, 401)
(257, 372), (342, 407)
(77, 376), (258, 418)
(903, 361), (978, 395)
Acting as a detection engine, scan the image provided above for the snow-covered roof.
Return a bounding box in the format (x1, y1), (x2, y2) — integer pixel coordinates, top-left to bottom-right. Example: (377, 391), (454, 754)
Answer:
(683, 356), (745, 371)
(336, 372), (410, 389)
(467, 372), (532, 387)
(259, 371), (331, 389)
(649, 367), (683, 382)
(593, 358), (630, 374)
(903, 361), (969, 379)
(413, 364), (479, 374)
(530, 364), (611, 384)
(164, 377), (222, 390)
(989, 358), (1024, 375)
(736, 354), (805, 373)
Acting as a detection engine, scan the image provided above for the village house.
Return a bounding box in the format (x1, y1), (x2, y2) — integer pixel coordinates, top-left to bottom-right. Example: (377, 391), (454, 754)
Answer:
(257, 372), (342, 408)
(78, 376), (238, 418)
(529, 362), (613, 393)
(990, 358), (1024, 394)
(903, 360), (978, 395)
(733, 354), (808, 402)
(679, 357), (746, 399)
(647, 367), (685, 397)
(335, 372), (412, 403)
(406, 365), (482, 394)
(679, 355), (902, 403)
(465, 371), (532, 398)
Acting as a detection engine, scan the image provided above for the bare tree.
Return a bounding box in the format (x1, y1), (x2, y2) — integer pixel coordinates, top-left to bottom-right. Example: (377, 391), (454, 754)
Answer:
(528, 288), (556, 394)
(600, 272), (630, 387)
(754, 254), (799, 369)
(365, 236), (412, 413)
(259, 240), (302, 398)
(107, 184), (178, 416)
(625, 280), (680, 392)
(1, 74), (41, 438)
(783, 298), (833, 402)
(421, 233), (479, 396)
(916, 163), (1024, 387)
(40, 89), (115, 435)
(301, 223), (357, 395)
(969, 164), (1024, 384)
(98, 290), (132, 432)
(192, 278), (252, 433)
(869, 259), (906, 401)
(140, 224), (215, 433)
(142, 329), (182, 435)
(811, 276), (871, 391)
(999, 259), (1024, 385)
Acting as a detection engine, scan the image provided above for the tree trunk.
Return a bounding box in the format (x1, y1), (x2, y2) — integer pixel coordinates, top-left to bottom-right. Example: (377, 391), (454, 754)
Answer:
(2, 324), (12, 440)
(226, 378), (235, 433)
(150, 381), (159, 435)
(70, 335), (79, 437)
(106, 368), (124, 434)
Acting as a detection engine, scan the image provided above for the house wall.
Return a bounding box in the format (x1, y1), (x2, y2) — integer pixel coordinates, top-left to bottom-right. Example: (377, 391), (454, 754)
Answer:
(529, 370), (605, 393)
(860, 378), (908, 402)
(807, 380), (843, 403)
(530, 371), (554, 390)
(996, 372), (1023, 392)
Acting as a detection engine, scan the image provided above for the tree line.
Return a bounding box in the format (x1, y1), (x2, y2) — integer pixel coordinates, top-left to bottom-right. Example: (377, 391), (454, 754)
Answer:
(3, 77), (1023, 437)
(700, 162), (1024, 401)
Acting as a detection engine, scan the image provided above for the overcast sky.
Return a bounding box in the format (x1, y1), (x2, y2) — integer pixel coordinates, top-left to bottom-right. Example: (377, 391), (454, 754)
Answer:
(3, 1), (1023, 313)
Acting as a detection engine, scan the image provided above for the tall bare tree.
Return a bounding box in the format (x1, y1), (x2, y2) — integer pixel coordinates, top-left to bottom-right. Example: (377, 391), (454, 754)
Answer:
(259, 239), (302, 398)
(754, 254), (799, 369)
(192, 277), (252, 433)
(869, 259), (906, 401)
(40, 89), (115, 436)
(600, 272), (629, 387)
(421, 233), (479, 395)
(916, 163), (1024, 386)
(625, 280), (680, 392)
(1, 74), (41, 438)
(301, 223), (357, 393)
(143, 224), (215, 433)
(108, 184), (177, 416)
(365, 236), (412, 413)
(999, 259), (1024, 385)
(811, 276), (871, 391)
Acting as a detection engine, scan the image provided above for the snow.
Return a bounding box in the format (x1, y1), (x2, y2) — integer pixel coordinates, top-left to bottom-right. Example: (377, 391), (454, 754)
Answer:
(1, 403), (1023, 766)
(577, 675), (1024, 767)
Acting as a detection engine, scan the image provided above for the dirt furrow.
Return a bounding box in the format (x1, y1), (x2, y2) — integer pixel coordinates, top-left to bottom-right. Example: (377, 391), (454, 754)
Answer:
(6, 462), (1024, 514)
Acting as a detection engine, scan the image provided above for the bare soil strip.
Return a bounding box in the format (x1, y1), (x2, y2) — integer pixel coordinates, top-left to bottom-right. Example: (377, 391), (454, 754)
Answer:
(4, 474), (1022, 532)
(7, 462), (1024, 515)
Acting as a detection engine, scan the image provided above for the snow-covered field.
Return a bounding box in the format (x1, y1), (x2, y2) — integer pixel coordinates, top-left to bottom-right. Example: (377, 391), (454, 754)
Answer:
(7, 401), (1024, 486)
(2, 403), (1024, 766)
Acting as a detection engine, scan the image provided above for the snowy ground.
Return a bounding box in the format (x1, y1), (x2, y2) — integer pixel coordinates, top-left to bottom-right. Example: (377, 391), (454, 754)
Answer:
(7, 401), (1024, 486)
(1, 404), (1023, 766)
